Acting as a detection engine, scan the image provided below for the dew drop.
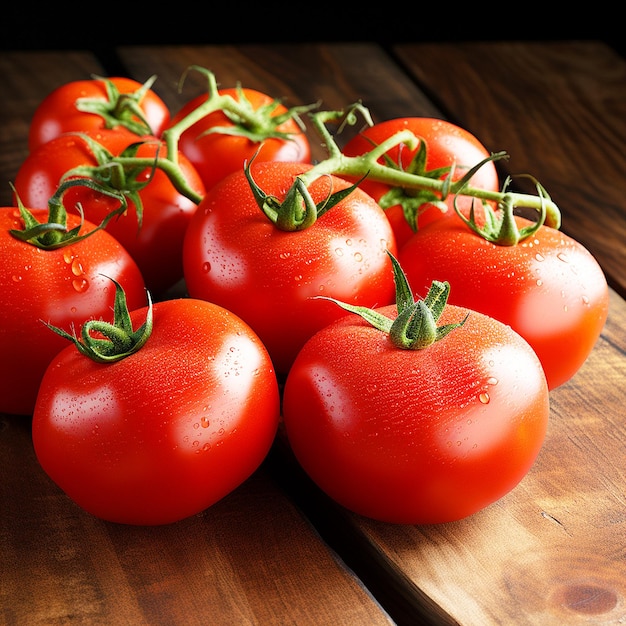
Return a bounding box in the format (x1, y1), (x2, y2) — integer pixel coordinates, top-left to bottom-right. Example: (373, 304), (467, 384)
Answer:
(536, 279), (543, 286)
(479, 392), (490, 404)
(487, 377), (498, 386)
(294, 274), (302, 282)
(201, 416), (210, 428)
(335, 248), (344, 257)
(12, 275), (22, 283)
(71, 259), (84, 276)
(557, 252), (569, 263)
(72, 278), (89, 292)
(582, 295), (590, 305)
(202, 261), (211, 273)
(353, 252), (363, 262)
(279, 252), (290, 260)
(535, 253), (545, 262)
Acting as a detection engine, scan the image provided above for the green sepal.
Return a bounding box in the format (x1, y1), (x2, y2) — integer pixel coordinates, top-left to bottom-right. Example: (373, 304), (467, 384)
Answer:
(316, 251), (467, 350)
(46, 278), (152, 363)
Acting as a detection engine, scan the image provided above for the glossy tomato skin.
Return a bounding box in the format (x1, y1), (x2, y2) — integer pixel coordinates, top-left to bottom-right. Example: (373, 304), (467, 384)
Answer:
(169, 88), (311, 191)
(32, 298), (280, 525)
(0, 208), (146, 415)
(342, 117), (500, 248)
(28, 76), (171, 151)
(399, 217), (610, 390)
(283, 303), (549, 524)
(14, 128), (205, 296)
(183, 161), (397, 374)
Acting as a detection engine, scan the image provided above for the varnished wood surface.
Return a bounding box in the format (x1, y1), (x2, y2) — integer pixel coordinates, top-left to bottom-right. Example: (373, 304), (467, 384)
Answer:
(1, 41), (625, 625)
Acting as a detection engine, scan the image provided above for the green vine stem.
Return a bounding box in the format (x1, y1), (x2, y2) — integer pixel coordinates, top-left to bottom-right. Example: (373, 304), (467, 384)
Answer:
(294, 103), (561, 233)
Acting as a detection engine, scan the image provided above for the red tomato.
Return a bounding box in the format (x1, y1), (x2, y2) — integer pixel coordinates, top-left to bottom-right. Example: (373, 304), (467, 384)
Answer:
(169, 87), (311, 191)
(28, 76), (171, 151)
(183, 161), (397, 374)
(32, 297), (280, 525)
(399, 216), (610, 389)
(342, 117), (500, 248)
(283, 301), (549, 524)
(0, 207), (146, 416)
(13, 128), (205, 295)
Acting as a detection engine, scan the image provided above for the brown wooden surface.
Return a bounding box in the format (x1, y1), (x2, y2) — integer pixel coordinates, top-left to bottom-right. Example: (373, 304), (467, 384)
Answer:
(1, 41), (625, 626)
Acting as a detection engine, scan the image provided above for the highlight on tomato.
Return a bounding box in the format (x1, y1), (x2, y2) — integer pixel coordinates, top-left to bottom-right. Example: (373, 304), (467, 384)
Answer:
(32, 280), (280, 525)
(342, 117), (501, 248)
(183, 159), (397, 375)
(166, 66), (313, 191)
(398, 193), (610, 390)
(13, 127), (205, 296)
(28, 75), (171, 151)
(282, 254), (550, 525)
(0, 191), (146, 416)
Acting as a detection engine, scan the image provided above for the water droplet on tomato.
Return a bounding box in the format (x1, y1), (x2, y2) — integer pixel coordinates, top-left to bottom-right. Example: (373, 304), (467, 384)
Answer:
(479, 392), (490, 404)
(279, 251), (290, 259)
(535, 253), (545, 262)
(202, 262), (211, 273)
(582, 295), (590, 305)
(487, 377), (498, 386)
(557, 252), (569, 263)
(11, 275), (22, 283)
(353, 252), (363, 262)
(72, 278), (89, 292)
(335, 248), (344, 256)
(71, 259), (84, 276)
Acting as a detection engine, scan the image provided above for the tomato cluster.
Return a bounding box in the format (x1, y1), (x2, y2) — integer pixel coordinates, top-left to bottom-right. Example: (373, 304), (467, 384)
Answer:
(2, 68), (609, 526)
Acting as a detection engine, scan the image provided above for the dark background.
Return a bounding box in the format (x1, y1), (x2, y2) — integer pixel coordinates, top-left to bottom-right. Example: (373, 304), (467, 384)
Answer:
(1, 5), (623, 59)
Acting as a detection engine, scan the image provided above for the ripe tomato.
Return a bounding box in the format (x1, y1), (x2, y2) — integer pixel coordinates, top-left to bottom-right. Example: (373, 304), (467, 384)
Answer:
(183, 161), (397, 375)
(0, 207), (146, 416)
(283, 296), (549, 525)
(342, 117), (500, 248)
(169, 87), (311, 191)
(399, 216), (610, 389)
(32, 296), (280, 525)
(13, 127), (205, 296)
(28, 76), (171, 151)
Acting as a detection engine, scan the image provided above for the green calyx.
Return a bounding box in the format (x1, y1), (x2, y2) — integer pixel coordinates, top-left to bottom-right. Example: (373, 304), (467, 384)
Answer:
(77, 75), (158, 136)
(199, 81), (318, 144)
(244, 151), (367, 231)
(46, 278), (152, 363)
(455, 174), (552, 245)
(318, 251), (468, 350)
(9, 181), (127, 250)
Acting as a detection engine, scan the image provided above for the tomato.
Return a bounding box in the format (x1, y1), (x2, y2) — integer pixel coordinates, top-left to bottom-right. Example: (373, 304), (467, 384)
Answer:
(0, 207), (146, 416)
(13, 127), (205, 296)
(183, 161), (397, 375)
(283, 295), (549, 525)
(399, 215), (610, 389)
(28, 76), (171, 151)
(169, 87), (311, 191)
(342, 117), (500, 248)
(32, 295), (280, 525)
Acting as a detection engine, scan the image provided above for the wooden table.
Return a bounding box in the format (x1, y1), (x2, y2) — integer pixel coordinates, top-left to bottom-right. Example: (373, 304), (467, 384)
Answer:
(1, 41), (625, 626)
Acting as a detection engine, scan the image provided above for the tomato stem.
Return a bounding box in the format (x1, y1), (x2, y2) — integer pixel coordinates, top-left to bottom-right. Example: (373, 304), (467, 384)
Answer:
(9, 180), (128, 250)
(317, 252), (467, 350)
(46, 278), (152, 363)
(299, 104), (562, 235)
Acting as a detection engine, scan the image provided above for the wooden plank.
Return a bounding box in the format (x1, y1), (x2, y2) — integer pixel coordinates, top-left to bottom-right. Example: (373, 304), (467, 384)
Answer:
(0, 50), (394, 626)
(0, 413), (394, 625)
(393, 40), (626, 298)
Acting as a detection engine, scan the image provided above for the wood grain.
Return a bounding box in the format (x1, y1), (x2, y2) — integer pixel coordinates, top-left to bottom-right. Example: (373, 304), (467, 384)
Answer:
(393, 41), (626, 298)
